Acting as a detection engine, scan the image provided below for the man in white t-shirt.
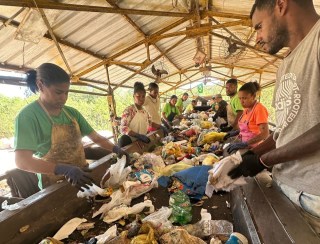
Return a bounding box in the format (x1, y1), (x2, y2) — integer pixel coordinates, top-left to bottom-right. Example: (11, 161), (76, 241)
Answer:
(228, 0), (320, 235)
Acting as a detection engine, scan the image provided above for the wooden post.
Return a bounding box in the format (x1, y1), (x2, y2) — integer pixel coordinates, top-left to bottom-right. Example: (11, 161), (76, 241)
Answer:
(105, 65), (118, 143)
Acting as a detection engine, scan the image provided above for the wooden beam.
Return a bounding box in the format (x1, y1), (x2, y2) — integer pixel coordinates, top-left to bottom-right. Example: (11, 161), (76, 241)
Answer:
(150, 20), (248, 42)
(202, 10), (249, 20)
(161, 71), (201, 94)
(74, 17), (190, 78)
(37, 7), (73, 74)
(0, 0), (193, 18)
(207, 61), (276, 74)
(113, 37), (187, 90)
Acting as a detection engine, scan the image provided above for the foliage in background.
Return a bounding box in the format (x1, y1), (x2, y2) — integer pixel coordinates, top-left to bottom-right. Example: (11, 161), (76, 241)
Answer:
(0, 84), (275, 138)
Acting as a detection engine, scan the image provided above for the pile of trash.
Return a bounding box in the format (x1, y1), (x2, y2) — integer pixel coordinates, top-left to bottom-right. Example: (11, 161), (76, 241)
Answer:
(38, 111), (250, 244)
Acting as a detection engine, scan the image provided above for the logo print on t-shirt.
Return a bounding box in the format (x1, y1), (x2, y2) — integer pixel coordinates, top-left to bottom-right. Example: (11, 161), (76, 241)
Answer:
(275, 73), (301, 132)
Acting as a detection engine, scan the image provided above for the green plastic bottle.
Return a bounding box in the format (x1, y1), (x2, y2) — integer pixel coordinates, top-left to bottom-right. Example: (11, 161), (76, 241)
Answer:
(169, 190), (192, 225)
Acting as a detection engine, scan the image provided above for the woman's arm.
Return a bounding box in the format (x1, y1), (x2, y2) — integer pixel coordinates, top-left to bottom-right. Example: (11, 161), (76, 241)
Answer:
(247, 123), (269, 146)
(87, 131), (115, 151)
(15, 150), (56, 174)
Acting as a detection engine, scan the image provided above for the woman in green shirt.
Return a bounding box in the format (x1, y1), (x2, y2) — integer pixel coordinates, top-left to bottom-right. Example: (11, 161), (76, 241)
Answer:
(161, 95), (181, 129)
(14, 63), (128, 190)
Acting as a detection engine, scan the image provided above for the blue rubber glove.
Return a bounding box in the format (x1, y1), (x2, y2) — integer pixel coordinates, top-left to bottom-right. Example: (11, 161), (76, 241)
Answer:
(54, 164), (93, 189)
(226, 142), (248, 154)
(228, 151), (267, 179)
(224, 130), (240, 140)
(135, 134), (151, 143)
(220, 126), (233, 132)
(113, 145), (130, 164)
(160, 125), (169, 137)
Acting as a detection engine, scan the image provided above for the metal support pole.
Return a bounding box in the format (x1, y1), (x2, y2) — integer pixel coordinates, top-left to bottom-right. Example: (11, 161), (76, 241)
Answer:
(105, 65), (118, 143)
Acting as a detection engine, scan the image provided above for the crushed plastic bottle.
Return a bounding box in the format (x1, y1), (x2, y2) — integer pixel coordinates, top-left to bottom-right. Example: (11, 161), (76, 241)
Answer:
(169, 190), (192, 225)
(183, 219), (233, 238)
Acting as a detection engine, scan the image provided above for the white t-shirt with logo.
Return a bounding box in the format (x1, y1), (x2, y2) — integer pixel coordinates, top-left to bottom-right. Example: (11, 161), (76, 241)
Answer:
(272, 19), (320, 196)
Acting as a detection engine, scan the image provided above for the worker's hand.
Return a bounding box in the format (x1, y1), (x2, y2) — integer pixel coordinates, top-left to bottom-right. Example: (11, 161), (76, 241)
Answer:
(220, 126), (233, 132)
(224, 130), (240, 140)
(54, 164), (93, 189)
(160, 125), (169, 136)
(228, 151), (267, 179)
(112, 145), (130, 164)
(226, 142), (248, 154)
(135, 134), (151, 143)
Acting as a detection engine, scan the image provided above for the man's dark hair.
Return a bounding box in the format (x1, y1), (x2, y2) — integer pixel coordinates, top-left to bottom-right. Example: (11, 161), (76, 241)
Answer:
(133, 81), (146, 94)
(250, 0), (306, 19)
(148, 82), (158, 91)
(183, 92), (189, 96)
(226, 78), (238, 86)
(170, 95), (178, 100)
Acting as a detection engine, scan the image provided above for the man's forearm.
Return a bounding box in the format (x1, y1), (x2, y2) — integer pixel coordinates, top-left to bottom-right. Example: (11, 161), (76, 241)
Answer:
(232, 110), (243, 130)
(261, 123), (320, 167)
(251, 133), (276, 156)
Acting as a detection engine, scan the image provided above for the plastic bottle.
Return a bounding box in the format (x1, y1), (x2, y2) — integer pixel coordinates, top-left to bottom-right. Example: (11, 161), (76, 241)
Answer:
(183, 220), (233, 238)
(225, 232), (248, 244)
(169, 190), (192, 225)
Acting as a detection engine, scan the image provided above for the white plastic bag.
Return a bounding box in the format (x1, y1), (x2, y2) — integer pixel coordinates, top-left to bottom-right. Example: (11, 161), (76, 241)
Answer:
(206, 151), (247, 196)
(100, 155), (131, 188)
(53, 218), (87, 240)
(95, 225), (117, 244)
(103, 200), (154, 223)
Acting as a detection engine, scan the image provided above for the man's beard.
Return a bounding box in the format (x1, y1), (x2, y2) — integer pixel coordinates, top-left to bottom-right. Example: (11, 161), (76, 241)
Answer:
(267, 17), (289, 54)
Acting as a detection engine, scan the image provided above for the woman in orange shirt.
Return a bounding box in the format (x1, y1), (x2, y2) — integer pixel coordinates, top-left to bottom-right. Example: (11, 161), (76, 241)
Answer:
(225, 81), (269, 153)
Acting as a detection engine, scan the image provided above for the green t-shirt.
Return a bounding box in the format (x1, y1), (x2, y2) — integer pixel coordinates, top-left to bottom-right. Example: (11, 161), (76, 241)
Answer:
(176, 98), (183, 110)
(230, 95), (243, 115)
(162, 103), (180, 118)
(14, 101), (94, 158)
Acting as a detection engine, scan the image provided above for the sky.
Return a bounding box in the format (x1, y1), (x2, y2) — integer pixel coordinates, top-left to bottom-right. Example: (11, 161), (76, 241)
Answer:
(0, 70), (27, 98)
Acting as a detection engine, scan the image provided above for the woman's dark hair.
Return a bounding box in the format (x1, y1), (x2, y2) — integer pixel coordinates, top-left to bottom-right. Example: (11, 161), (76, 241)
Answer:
(170, 95), (178, 100)
(133, 81), (146, 94)
(148, 82), (159, 91)
(25, 63), (70, 94)
(239, 81), (261, 95)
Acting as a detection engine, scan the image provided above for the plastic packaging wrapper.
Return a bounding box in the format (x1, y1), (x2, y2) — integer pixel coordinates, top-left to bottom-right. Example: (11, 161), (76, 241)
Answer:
(93, 178), (158, 218)
(199, 111), (209, 120)
(77, 183), (112, 198)
(135, 153), (166, 171)
(100, 155), (132, 188)
(162, 142), (183, 159)
(53, 218), (87, 240)
(197, 131), (226, 146)
(200, 121), (213, 129)
(95, 224), (117, 244)
(202, 154), (220, 166)
(156, 162), (193, 176)
(142, 207), (173, 234)
(183, 220), (233, 238)
(131, 223), (157, 244)
(159, 229), (206, 244)
(169, 190), (192, 225)
(103, 200), (155, 223)
(206, 152), (247, 197)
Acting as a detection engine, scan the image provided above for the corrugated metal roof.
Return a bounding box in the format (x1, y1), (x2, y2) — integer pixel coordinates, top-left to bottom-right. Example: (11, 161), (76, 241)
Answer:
(0, 0), (319, 94)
